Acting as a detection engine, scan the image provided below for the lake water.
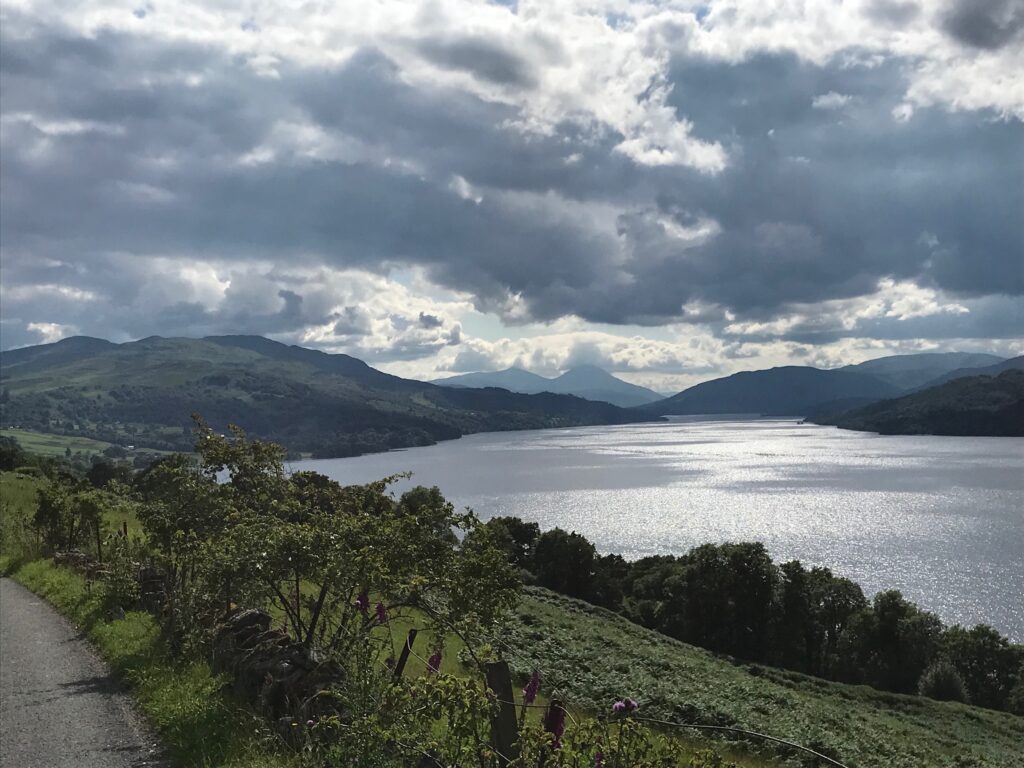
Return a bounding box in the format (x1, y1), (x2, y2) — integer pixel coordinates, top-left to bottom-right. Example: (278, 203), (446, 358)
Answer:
(292, 419), (1024, 640)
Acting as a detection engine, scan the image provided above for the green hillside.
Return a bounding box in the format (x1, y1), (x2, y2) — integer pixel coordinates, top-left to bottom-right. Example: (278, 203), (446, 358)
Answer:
(0, 336), (658, 457)
(817, 369), (1024, 436)
(840, 352), (1006, 390)
(639, 366), (901, 417)
(505, 588), (1024, 768)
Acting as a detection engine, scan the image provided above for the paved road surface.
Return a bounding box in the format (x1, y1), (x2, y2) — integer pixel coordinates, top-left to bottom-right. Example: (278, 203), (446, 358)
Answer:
(0, 578), (167, 767)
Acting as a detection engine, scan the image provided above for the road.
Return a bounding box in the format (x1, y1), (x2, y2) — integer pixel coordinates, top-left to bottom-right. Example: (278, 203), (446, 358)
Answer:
(0, 578), (167, 767)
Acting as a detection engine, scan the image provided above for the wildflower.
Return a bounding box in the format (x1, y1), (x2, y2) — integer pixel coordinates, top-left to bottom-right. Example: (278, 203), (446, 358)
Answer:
(375, 601), (388, 624)
(306, 719), (314, 727)
(543, 699), (566, 749)
(624, 697), (639, 713)
(427, 648), (442, 675)
(594, 751), (604, 768)
(353, 590), (369, 615)
(611, 700), (626, 714)
(522, 670), (540, 705)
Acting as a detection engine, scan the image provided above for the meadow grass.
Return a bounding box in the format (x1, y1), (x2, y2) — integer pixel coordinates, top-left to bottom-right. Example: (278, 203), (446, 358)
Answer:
(502, 588), (1024, 768)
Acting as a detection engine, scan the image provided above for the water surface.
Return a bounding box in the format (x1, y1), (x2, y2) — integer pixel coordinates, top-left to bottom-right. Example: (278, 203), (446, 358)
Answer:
(293, 419), (1024, 640)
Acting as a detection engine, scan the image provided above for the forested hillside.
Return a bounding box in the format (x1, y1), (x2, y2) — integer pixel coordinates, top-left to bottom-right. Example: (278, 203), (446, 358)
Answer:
(0, 336), (657, 457)
(817, 369), (1024, 436)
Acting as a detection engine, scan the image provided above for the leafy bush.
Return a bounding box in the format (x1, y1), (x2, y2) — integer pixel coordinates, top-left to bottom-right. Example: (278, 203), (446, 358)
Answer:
(917, 661), (970, 703)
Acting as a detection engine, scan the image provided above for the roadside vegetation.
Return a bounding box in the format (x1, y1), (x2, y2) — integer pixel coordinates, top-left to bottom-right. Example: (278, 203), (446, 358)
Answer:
(2, 423), (1022, 767)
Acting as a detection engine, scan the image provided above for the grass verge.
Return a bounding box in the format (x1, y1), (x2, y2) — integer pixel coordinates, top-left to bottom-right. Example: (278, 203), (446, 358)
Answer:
(0, 556), (296, 768)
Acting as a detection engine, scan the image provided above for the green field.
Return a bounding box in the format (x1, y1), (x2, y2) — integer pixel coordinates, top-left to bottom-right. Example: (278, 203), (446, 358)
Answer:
(1, 428), (117, 457)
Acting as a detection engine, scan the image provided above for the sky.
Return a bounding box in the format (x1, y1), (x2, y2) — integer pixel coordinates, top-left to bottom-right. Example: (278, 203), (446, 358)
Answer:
(1, 0), (1022, 391)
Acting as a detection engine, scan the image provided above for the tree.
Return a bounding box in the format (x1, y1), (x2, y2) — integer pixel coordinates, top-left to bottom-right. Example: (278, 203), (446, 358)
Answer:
(681, 543), (777, 660)
(838, 590), (943, 692)
(918, 660), (970, 703)
(534, 528), (596, 599)
(478, 516), (540, 570)
(771, 560), (813, 671)
(134, 418), (520, 657)
(806, 567), (867, 677)
(34, 482), (76, 551)
(86, 460), (132, 488)
(0, 436), (26, 470)
(941, 625), (1020, 710)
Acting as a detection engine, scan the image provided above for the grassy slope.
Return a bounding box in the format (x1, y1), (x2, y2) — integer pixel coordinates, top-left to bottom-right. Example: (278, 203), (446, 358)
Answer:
(502, 588), (1024, 768)
(1, 427), (116, 456)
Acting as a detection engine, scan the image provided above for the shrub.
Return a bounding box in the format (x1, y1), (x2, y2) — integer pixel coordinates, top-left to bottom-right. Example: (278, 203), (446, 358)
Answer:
(1007, 669), (1024, 716)
(918, 661), (970, 703)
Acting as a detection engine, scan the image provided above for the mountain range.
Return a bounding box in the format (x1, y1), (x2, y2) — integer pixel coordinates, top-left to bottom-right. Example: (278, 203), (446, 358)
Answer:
(839, 352), (1006, 390)
(432, 365), (663, 408)
(2, 337), (1019, 452)
(636, 352), (1020, 421)
(0, 336), (659, 457)
(638, 366), (903, 417)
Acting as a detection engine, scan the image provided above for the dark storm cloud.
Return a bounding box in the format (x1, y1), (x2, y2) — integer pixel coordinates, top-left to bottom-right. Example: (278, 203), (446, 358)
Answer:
(415, 35), (536, 87)
(418, 312), (444, 329)
(941, 0), (1024, 49)
(0, 14), (1021, 354)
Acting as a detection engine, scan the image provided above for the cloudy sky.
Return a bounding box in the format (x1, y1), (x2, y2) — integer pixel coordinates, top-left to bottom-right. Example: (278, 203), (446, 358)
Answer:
(1, 0), (1022, 390)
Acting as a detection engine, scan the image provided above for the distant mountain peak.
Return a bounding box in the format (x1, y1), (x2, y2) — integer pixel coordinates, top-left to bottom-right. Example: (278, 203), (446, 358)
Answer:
(432, 364), (662, 407)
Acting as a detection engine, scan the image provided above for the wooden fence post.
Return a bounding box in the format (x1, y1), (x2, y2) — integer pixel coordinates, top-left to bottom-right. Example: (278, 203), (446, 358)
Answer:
(484, 661), (520, 765)
(393, 628), (418, 681)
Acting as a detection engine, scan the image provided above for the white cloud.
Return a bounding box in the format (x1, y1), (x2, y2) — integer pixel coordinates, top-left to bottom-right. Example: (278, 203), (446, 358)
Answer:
(812, 91), (852, 110)
(26, 321), (78, 343)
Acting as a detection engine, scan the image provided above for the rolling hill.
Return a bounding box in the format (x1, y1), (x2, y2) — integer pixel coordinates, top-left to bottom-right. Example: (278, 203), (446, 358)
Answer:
(638, 366), (902, 417)
(839, 351), (1006, 390)
(918, 355), (1024, 389)
(816, 369), (1024, 436)
(433, 364), (663, 407)
(0, 336), (660, 457)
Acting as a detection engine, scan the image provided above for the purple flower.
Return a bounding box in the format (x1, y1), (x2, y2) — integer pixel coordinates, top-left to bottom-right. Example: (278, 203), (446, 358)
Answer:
(427, 648), (442, 675)
(353, 590), (369, 616)
(306, 719), (314, 727)
(375, 601), (388, 624)
(522, 670), (540, 705)
(611, 700), (626, 714)
(543, 700), (566, 749)
(594, 751), (604, 768)
(624, 697), (639, 713)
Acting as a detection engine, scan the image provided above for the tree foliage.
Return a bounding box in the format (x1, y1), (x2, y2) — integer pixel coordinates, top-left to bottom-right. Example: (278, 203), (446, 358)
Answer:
(478, 515), (1024, 712)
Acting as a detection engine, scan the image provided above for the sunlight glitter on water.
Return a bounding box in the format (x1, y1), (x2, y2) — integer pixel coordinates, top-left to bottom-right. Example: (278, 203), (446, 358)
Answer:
(293, 419), (1024, 639)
